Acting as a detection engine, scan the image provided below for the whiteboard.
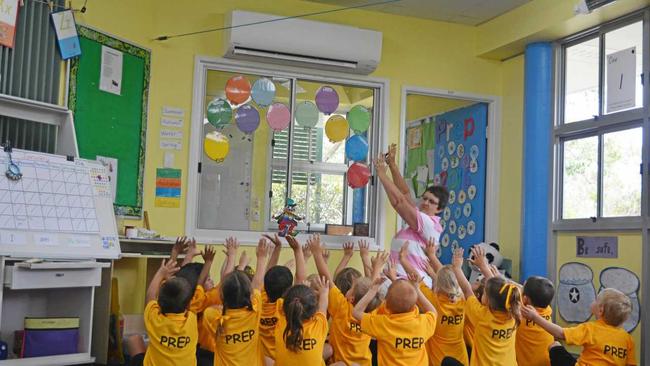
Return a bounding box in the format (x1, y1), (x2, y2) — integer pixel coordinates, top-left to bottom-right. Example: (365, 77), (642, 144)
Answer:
(0, 149), (120, 259)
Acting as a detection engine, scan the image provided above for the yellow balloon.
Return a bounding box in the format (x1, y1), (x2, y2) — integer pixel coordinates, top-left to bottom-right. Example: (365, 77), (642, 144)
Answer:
(325, 115), (349, 142)
(204, 131), (230, 162)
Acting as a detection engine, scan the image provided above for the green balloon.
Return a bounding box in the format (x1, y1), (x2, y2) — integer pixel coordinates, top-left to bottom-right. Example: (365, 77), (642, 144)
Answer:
(295, 101), (319, 128)
(207, 98), (232, 128)
(348, 105), (371, 133)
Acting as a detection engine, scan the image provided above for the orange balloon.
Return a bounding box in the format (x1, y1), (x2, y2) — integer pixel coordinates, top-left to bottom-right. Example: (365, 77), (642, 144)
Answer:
(225, 75), (252, 105)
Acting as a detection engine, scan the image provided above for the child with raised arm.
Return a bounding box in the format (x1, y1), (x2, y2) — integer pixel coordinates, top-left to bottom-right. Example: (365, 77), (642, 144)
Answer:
(310, 235), (385, 366)
(521, 288), (636, 366)
(400, 240), (468, 366)
(451, 246), (521, 366)
(515, 276), (556, 366)
(202, 238), (270, 366)
(352, 268), (437, 366)
(374, 146), (449, 288)
(260, 234), (306, 364)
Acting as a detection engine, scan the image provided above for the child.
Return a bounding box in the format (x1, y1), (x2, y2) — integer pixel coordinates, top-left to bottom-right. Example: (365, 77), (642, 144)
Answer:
(352, 272), (437, 366)
(260, 234), (306, 363)
(516, 276), (556, 366)
(310, 235), (385, 366)
(274, 277), (330, 365)
(137, 258), (197, 366)
(451, 247), (520, 366)
(202, 238), (270, 366)
(375, 147), (449, 288)
(521, 288), (636, 366)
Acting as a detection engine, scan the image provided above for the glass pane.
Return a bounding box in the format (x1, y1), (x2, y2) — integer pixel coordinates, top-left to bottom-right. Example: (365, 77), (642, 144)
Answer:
(604, 22), (643, 114)
(564, 38), (599, 123)
(290, 171), (344, 226)
(562, 136), (598, 219)
(270, 168), (288, 226)
(602, 128), (642, 217)
(198, 69), (291, 231)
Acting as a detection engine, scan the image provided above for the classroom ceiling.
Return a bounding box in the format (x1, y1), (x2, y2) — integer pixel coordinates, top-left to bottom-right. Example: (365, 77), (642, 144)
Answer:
(302, 0), (532, 25)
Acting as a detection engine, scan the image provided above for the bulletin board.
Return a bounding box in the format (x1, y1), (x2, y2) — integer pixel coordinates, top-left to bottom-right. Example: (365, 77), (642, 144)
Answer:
(405, 116), (436, 198)
(68, 25), (150, 217)
(555, 232), (642, 362)
(433, 103), (487, 263)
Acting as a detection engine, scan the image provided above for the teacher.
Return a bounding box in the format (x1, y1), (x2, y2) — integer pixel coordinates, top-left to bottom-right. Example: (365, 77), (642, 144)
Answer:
(374, 144), (449, 287)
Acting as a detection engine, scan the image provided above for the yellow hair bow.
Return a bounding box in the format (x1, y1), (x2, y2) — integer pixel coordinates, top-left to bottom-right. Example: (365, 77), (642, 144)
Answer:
(499, 283), (520, 310)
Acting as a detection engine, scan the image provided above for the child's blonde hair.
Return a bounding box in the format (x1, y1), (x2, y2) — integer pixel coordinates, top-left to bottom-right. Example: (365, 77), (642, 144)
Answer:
(598, 288), (632, 327)
(435, 265), (463, 302)
(351, 277), (381, 311)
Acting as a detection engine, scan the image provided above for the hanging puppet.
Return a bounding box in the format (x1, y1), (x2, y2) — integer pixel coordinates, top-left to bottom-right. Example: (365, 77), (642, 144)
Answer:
(274, 198), (303, 237)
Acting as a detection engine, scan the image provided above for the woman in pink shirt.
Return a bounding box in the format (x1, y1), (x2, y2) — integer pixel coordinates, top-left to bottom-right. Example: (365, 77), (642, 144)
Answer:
(375, 144), (449, 288)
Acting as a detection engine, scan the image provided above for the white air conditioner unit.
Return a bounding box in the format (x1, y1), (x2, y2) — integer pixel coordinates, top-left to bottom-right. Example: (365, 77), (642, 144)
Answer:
(224, 10), (382, 75)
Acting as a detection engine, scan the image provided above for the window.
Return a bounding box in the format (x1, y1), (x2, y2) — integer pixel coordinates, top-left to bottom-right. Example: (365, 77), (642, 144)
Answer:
(187, 59), (385, 242)
(556, 15), (646, 221)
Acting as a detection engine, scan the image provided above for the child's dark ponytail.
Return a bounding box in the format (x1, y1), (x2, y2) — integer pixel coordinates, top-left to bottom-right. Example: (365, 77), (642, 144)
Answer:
(216, 270), (253, 337)
(282, 285), (317, 352)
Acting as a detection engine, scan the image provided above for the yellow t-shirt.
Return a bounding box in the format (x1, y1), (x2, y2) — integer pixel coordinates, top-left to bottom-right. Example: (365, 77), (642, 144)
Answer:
(259, 291), (280, 358)
(193, 285), (222, 352)
(361, 307), (436, 366)
(143, 300), (198, 366)
(464, 317), (475, 349)
(564, 319), (636, 366)
(188, 285), (206, 313)
(274, 298), (329, 366)
(328, 286), (373, 366)
(203, 289), (263, 366)
(465, 296), (517, 366)
(515, 306), (553, 366)
(420, 284), (468, 366)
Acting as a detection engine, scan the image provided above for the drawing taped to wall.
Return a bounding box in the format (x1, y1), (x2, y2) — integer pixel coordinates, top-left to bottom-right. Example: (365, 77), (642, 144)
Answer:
(558, 262), (597, 323)
(599, 267), (640, 332)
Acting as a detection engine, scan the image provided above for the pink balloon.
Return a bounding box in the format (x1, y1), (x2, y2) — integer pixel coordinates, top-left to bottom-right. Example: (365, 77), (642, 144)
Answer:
(266, 103), (291, 131)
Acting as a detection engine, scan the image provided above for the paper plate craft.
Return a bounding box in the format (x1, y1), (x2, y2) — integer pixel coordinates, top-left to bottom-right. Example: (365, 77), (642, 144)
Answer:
(295, 101), (319, 129)
(558, 262), (596, 323)
(204, 131), (230, 162)
(345, 135), (368, 161)
(225, 75), (251, 105)
(347, 163), (370, 188)
(206, 98), (232, 129)
(251, 78), (275, 107)
(325, 115), (349, 142)
(347, 105), (371, 133)
(266, 103), (291, 131)
(235, 105), (260, 134)
(315, 86), (339, 114)
(273, 198), (303, 237)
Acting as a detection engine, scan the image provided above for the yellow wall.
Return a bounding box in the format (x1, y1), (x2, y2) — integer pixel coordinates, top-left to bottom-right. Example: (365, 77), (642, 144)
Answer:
(405, 95), (474, 122)
(555, 232), (642, 362)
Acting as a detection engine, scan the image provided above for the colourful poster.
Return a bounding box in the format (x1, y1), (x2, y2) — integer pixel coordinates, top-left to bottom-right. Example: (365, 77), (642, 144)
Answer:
(51, 10), (81, 59)
(0, 0), (19, 48)
(155, 168), (181, 208)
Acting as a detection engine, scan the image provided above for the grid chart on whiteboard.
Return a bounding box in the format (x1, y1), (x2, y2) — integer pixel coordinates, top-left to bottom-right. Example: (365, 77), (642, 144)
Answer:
(0, 158), (99, 233)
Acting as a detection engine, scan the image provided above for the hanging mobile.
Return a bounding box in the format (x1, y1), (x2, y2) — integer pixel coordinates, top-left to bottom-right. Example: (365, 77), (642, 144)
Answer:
(4, 142), (22, 181)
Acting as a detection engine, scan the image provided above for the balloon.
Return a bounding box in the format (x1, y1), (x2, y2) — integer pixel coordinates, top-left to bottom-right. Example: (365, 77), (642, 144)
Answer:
(325, 115), (349, 142)
(345, 135), (368, 161)
(251, 78), (275, 107)
(225, 75), (251, 105)
(315, 86), (339, 114)
(204, 131), (230, 162)
(347, 163), (371, 188)
(295, 101), (319, 128)
(206, 98), (232, 129)
(266, 103), (291, 131)
(347, 105), (371, 133)
(235, 105), (260, 134)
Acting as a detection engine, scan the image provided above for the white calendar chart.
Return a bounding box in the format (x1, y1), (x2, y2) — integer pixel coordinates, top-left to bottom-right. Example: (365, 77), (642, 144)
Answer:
(0, 149), (120, 259)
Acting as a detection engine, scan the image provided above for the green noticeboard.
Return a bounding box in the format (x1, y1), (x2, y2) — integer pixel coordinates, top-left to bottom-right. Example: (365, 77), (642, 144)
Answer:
(68, 26), (150, 217)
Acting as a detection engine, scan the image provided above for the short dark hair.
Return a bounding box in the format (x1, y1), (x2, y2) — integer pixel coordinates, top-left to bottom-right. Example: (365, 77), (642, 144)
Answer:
(264, 266), (293, 302)
(334, 267), (362, 295)
(177, 262), (203, 289)
(426, 186), (450, 210)
(523, 276), (555, 308)
(158, 277), (193, 314)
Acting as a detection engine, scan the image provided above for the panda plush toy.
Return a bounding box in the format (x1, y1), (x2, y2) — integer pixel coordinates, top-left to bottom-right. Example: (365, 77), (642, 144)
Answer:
(467, 242), (508, 283)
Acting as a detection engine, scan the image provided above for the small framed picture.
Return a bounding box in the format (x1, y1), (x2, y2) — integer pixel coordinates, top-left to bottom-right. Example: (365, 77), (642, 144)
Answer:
(353, 223), (369, 237)
(325, 224), (353, 236)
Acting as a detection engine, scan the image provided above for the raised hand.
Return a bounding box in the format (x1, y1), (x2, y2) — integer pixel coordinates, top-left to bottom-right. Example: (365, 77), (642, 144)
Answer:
(469, 245), (489, 269)
(171, 236), (189, 258)
(322, 249), (331, 263)
(452, 248), (465, 269)
(399, 241), (410, 260)
(158, 258), (179, 280)
(201, 246), (216, 263)
(407, 272), (423, 285)
(305, 234), (322, 256)
(385, 258), (398, 281)
(385, 143), (397, 166)
(224, 237), (239, 258)
(342, 241), (354, 257)
(263, 233), (282, 249)
(424, 238), (438, 258)
(521, 304), (538, 320)
(373, 153), (388, 175)
(256, 238), (271, 259)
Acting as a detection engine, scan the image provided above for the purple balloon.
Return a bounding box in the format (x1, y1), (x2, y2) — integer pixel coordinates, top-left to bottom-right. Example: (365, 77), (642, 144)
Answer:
(315, 86), (339, 114)
(235, 105), (260, 134)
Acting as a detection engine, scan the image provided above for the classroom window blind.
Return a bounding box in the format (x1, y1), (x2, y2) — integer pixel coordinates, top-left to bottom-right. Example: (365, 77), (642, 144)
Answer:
(0, 0), (64, 153)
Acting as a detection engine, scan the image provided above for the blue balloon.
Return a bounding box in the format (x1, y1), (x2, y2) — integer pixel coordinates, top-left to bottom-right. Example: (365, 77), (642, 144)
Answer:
(251, 78), (276, 108)
(345, 135), (369, 161)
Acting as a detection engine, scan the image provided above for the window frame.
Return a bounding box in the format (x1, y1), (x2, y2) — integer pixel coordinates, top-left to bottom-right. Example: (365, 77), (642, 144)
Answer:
(553, 10), (650, 229)
(187, 56), (389, 247)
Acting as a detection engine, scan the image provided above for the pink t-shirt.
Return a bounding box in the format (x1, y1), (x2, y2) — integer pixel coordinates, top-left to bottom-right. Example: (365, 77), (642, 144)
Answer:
(390, 207), (443, 288)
